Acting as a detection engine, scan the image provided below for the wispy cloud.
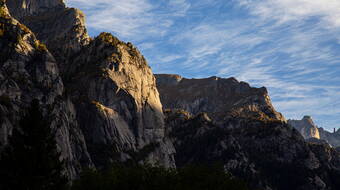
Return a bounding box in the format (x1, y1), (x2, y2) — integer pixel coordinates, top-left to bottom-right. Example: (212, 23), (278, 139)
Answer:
(238, 0), (340, 27)
(66, 0), (340, 130)
(67, 0), (190, 41)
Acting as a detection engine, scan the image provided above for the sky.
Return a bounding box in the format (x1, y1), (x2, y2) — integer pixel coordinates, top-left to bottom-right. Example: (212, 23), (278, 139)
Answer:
(66, 0), (340, 131)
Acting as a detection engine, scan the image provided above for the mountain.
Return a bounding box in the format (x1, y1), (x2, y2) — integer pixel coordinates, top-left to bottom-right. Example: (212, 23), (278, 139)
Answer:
(319, 128), (340, 147)
(0, 0), (92, 177)
(288, 116), (340, 147)
(1, 0), (174, 178)
(165, 110), (340, 190)
(6, 0), (90, 71)
(288, 116), (320, 139)
(1, 0), (340, 189)
(157, 75), (340, 190)
(155, 74), (285, 123)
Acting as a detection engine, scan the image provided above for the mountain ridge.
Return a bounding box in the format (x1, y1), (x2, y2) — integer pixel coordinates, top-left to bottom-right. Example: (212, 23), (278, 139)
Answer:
(1, 0), (175, 178)
(1, 0), (340, 189)
(289, 116), (340, 147)
(155, 74), (286, 123)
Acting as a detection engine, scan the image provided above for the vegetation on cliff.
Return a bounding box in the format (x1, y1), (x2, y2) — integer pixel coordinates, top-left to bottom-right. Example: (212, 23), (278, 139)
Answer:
(72, 164), (249, 190)
(0, 100), (68, 190)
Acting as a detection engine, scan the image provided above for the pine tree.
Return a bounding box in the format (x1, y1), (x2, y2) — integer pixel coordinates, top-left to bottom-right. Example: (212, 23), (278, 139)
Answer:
(0, 99), (68, 190)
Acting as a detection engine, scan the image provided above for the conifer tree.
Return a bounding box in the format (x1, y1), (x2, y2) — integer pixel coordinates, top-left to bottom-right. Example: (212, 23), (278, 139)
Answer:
(0, 99), (68, 190)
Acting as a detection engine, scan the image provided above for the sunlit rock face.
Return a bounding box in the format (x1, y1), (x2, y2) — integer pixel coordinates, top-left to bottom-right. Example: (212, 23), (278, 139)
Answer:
(157, 74), (340, 190)
(2, 1), (340, 189)
(288, 116), (320, 139)
(288, 116), (340, 147)
(7, 0), (90, 72)
(65, 33), (175, 168)
(6, 0), (65, 18)
(155, 74), (285, 123)
(2, 0), (175, 176)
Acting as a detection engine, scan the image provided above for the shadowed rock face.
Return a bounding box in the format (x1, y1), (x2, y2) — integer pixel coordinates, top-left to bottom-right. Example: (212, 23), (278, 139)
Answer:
(6, 0), (65, 19)
(155, 74), (285, 123)
(318, 128), (340, 147)
(2, 1), (340, 189)
(158, 74), (340, 189)
(166, 110), (340, 190)
(1, 0), (175, 177)
(0, 2), (92, 177)
(7, 0), (90, 72)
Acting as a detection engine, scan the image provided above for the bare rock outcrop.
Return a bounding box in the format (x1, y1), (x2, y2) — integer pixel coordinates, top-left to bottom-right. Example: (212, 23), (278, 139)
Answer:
(289, 116), (340, 147)
(288, 116), (320, 139)
(65, 33), (175, 168)
(7, 0), (90, 72)
(2, 1), (339, 189)
(319, 128), (340, 147)
(6, 0), (65, 19)
(0, 1), (92, 178)
(158, 74), (340, 189)
(2, 0), (175, 177)
(155, 74), (285, 123)
(166, 110), (340, 190)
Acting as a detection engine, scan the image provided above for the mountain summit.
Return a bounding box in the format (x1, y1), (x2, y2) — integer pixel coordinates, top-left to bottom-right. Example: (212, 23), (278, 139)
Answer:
(155, 74), (285, 123)
(1, 0), (174, 178)
(288, 116), (320, 139)
(289, 116), (340, 147)
(1, 0), (340, 189)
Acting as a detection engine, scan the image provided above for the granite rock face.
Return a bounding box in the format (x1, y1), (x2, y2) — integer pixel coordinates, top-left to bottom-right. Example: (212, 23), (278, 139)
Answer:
(7, 0), (90, 72)
(155, 74), (285, 123)
(289, 116), (340, 147)
(2, 1), (340, 189)
(65, 33), (175, 168)
(6, 0), (65, 19)
(1, 0), (175, 177)
(319, 128), (340, 147)
(157, 75), (340, 189)
(166, 110), (340, 190)
(288, 116), (320, 139)
(0, 1), (92, 177)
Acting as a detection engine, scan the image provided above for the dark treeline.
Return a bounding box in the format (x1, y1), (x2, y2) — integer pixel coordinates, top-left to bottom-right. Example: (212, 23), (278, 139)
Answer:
(72, 163), (249, 190)
(0, 100), (249, 190)
(0, 100), (67, 190)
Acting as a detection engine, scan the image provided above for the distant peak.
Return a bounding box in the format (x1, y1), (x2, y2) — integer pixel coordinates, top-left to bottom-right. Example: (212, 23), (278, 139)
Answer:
(303, 115), (312, 120)
(6, 0), (66, 20)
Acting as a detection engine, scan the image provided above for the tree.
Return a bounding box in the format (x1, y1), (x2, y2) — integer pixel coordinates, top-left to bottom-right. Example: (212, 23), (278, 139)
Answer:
(71, 163), (249, 190)
(0, 99), (68, 190)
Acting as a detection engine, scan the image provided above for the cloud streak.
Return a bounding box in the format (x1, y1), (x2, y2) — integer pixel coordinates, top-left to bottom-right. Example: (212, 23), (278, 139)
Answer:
(238, 0), (340, 27)
(67, 0), (190, 42)
(66, 0), (340, 130)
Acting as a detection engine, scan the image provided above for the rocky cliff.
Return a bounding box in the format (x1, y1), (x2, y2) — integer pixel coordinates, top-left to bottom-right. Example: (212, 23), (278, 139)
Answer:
(157, 75), (340, 189)
(155, 74), (285, 123)
(1, 0), (340, 189)
(165, 110), (340, 190)
(7, 0), (90, 72)
(1, 0), (174, 177)
(288, 116), (320, 139)
(0, 1), (92, 177)
(319, 128), (340, 147)
(64, 32), (175, 168)
(289, 116), (340, 147)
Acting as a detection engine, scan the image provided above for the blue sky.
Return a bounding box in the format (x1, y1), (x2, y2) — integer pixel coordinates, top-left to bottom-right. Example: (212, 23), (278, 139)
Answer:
(66, 0), (340, 131)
